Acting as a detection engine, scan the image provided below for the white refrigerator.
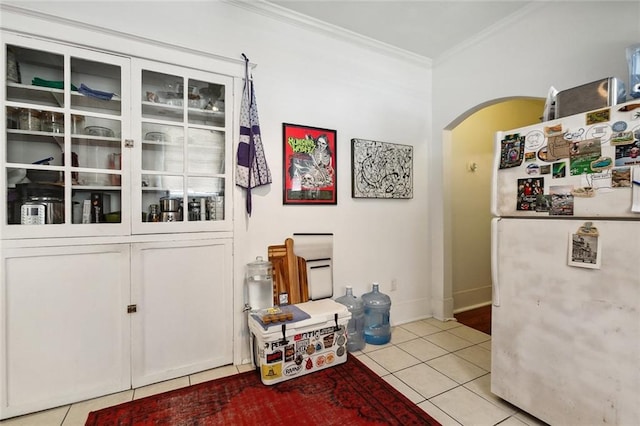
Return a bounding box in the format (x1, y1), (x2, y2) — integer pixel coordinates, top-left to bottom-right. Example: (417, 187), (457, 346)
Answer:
(490, 99), (640, 425)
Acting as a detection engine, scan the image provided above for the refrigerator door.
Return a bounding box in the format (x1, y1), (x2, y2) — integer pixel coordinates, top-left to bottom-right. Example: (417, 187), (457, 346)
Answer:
(491, 100), (640, 219)
(491, 218), (640, 425)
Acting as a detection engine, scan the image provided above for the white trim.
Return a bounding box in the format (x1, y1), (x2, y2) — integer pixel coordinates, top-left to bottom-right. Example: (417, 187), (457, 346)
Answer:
(452, 301), (492, 315)
(228, 0), (432, 67)
(435, 2), (545, 65)
(0, 3), (256, 77)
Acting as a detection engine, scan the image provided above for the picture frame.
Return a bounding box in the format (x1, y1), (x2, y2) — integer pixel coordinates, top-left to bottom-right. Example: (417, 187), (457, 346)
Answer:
(283, 123), (337, 205)
(351, 138), (413, 199)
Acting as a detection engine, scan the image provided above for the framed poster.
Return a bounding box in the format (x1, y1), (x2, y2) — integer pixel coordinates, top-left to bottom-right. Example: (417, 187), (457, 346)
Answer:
(283, 123), (337, 205)
(351, 138), (413, 199)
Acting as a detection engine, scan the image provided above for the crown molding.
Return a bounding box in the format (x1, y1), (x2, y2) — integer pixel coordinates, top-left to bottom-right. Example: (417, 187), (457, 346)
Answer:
(435, 2), (545, 66)
(226, 0), (432, 68)
(0, 3), (256, 74)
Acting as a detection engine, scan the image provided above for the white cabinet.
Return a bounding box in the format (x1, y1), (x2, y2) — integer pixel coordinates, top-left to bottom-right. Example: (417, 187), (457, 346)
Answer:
(1, 32), (235, 420)
(2, 33), (233, 235)
(0, 244), (131, 419)
(131, 59), (232, 234)
(131, 238), (233, 387)
(3, 34), (130, 239)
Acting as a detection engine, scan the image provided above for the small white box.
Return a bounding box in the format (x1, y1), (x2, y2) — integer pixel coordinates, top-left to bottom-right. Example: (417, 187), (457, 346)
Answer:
(248, 299), (351, 385)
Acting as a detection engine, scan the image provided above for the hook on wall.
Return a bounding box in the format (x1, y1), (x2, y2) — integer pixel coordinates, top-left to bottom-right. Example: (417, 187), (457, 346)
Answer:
(467, 162), (478, 172)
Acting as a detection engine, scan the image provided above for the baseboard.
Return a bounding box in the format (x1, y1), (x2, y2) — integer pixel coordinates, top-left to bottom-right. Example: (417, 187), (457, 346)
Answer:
(453, 300), (492, 314)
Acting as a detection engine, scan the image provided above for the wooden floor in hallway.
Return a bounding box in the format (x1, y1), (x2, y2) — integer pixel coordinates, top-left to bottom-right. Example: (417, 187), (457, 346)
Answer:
(454, 304), (492, 335)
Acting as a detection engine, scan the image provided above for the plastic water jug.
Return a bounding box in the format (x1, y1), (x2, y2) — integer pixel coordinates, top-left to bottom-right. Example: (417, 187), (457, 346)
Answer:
(362, 282), (391, 345)
(246, 256), (273, 312)
(335, 286), (365, 351)
(627, 44), (640, 98)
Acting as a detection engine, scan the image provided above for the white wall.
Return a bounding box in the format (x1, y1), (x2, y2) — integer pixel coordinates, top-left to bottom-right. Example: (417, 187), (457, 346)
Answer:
(431, 1), (640, 319)
(1, 1), (433, 364)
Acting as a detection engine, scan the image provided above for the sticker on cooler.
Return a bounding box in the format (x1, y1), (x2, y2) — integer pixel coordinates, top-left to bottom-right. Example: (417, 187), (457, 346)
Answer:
(261, 363), (282, 380)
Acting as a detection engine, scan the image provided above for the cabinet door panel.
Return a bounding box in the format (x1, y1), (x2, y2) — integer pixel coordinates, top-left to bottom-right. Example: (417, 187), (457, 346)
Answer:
(132, 59), (232, 233)
(0, 244), (130, 419)
(3, 33), (130, 238)
(131, 238), (232, 388)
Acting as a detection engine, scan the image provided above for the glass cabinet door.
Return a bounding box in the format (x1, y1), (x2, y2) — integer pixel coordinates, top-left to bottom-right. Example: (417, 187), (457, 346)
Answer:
(3, 34), (128, 237)
(135, 63), (231, 232)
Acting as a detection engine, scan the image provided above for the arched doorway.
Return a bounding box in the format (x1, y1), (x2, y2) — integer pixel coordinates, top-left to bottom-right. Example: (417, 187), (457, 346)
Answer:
(442, 97), (545, 324)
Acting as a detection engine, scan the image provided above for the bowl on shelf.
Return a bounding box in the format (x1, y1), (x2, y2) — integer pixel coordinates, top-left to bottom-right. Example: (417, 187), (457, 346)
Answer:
(145, 132), (169, 142)
(104, 211), (121, 223)
(84, 126), (115, 138)
(27, 169), (61, 183)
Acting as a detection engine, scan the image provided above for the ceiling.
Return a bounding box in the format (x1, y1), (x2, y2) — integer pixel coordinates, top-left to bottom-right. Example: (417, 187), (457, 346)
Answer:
(268, 0), (534, 60)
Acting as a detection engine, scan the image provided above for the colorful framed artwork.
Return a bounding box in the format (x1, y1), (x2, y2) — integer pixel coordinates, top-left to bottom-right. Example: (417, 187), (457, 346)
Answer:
(283, 123), (337, 205)
(351, 138), (413, 199)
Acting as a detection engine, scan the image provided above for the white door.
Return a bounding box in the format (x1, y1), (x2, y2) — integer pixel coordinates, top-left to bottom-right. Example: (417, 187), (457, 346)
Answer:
(0, 244), (130, 419)
(130, 237), (233, 387)
(491, 218), (640, 425)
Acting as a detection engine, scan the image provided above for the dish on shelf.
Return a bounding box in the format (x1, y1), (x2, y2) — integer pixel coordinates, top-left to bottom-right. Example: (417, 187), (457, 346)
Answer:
(84, 126), (115, 138)
(27, 169), (60, 183)
(145, 132), (170, 142)
(7, 168), (27, 185)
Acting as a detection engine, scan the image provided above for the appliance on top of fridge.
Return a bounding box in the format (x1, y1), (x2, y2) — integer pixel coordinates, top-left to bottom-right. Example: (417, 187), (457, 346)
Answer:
(490, 99), (640, 425)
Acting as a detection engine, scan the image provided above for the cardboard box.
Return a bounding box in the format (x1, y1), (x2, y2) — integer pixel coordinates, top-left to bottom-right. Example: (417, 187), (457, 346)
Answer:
(248, 299), (351, 385)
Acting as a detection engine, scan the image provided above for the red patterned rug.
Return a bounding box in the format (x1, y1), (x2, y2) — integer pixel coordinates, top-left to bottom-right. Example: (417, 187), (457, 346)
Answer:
(86, 355), (440, 425)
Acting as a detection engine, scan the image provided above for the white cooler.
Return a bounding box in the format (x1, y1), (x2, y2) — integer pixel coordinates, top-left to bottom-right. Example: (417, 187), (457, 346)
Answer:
(248, 299), (351, 385)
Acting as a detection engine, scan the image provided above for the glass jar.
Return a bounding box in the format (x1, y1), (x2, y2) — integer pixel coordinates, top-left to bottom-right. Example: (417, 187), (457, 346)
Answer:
(148, 204), (161, 222)
(71, 115), (85, 135)
(41, 111), (64, 133)
(246, 256), (273, 312)
(19, 108), (41, 131)
(6, 107), (19, 129)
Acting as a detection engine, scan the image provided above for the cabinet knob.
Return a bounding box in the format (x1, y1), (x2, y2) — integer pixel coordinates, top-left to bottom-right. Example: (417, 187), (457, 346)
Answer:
(127, 304), (137, 313)
(125, 139), (134, 148)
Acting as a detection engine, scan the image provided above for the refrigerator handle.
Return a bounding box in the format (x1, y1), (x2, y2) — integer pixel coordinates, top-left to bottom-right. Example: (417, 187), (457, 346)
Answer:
(491, 217), (500, 307)
(490, 132), (502, 217)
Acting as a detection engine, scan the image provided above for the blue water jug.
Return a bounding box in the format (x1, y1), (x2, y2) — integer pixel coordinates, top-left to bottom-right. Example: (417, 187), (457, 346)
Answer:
(362, 282), (391, 345)
(335, 286), (365, 351)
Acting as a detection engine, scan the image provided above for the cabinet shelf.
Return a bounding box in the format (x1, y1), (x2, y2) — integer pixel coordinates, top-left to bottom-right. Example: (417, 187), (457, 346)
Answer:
(73, 184), (121, 191)
(142, 101), (224, 125)
(7, 82), (121, 113)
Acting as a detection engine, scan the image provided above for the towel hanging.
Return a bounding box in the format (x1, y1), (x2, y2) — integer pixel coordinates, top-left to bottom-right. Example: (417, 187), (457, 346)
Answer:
(236, 53), (272, 216)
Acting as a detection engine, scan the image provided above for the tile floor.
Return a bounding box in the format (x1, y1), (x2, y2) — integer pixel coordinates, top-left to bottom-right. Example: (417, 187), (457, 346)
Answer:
(0, 318), (548, 426)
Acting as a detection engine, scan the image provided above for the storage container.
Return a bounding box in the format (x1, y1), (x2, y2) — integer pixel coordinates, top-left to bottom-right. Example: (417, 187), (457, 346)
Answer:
(335, 286), (365, 351)
(246, 256), (273, 312)
(362, 282), (391, 345)
(248, 299), (350, 385)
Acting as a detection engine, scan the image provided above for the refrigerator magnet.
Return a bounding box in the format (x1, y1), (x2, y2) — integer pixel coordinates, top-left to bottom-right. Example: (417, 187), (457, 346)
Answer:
(590, 156), (613, 173)
(568, 232), (601, 269)
(569, 138), (602, 176)
(525, 130), (545, 150)
(547, 134), (572, 161)
(571, 187), (595, 198)
(586, 123), (611, 143)
(499, 134), (525, 169)
(544, 123), (563, 137)
(611, 167), (631, 188)
(577, 222), (599, 236)
(586, 108), (610, 125)
(549, 185), (574, 215)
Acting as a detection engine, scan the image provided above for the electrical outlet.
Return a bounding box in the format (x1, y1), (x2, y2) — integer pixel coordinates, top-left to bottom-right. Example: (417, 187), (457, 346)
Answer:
(391, 279), (397, 291)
